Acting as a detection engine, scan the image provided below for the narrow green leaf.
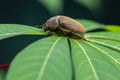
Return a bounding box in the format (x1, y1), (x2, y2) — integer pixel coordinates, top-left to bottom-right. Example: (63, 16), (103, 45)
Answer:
(0, 24), (46, 40)
(7, 36), (72, 80)
(103, 25), (120, 32)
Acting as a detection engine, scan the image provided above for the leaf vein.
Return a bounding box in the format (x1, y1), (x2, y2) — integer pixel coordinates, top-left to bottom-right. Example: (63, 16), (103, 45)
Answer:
(74, 40), (99, 80)
(37, 37), (61, 80)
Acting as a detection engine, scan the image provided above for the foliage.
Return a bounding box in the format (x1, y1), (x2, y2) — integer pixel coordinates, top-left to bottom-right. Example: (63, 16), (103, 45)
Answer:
(0, 20), (120, 80)
(103, 25), (120, 32)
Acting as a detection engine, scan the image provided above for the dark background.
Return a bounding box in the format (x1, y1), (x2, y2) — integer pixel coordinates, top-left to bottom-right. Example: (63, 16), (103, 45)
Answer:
(0, 0), (120, 26)
(0, 0), (120, 64)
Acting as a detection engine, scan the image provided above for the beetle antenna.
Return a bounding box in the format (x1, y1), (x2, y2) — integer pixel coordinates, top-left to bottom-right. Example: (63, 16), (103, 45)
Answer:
(74, 33), (86, 40)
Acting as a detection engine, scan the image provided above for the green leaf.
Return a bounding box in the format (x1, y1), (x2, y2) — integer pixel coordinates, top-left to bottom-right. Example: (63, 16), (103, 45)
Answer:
(77, 19), (104, 32)
(0, 70), (6, 80)
(85, 32), (120, 41)
(7, 32), (120, 80)
(103, 25), (120, 32)
(71, 32), (120, 80)
(4, 21), (120, 80)
(0, 24), (46, 40)
(7, 36), (72, 80)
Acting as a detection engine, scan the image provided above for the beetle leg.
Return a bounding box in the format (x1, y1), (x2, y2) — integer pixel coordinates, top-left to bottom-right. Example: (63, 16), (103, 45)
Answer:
(74, 33), (85, 40)
(58, 27), (69, 38)
(57, 18), (69, 38)
(45, 30), (55, 36)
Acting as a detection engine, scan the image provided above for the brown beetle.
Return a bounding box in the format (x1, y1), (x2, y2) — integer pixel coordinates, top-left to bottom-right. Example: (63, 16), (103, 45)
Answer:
(42, 16), (85, 39)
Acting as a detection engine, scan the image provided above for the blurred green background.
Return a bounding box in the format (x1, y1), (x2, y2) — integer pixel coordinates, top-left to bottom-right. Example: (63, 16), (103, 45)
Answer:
(0, 0), (120, 26)
(0, 0), (120, 65)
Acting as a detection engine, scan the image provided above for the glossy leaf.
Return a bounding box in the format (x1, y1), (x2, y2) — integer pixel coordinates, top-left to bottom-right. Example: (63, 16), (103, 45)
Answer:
(0, 24), (46, 40)
(71, 32), (120, 80)
(7, 36), (72, 80)
(3, 20), (120, 80)
(7, 32), (120, 80)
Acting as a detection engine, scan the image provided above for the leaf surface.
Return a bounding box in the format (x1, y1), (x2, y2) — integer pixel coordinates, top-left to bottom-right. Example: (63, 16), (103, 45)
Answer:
(7, 36), (72, 80)
(103, 25), (120, 32)
(4, 21), (120, 80)
(0, 24), (46, 40)
(71, 32), (120, 80)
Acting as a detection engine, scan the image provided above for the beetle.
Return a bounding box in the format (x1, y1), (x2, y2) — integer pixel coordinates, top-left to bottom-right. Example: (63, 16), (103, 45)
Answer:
(42, 16), (85, 39)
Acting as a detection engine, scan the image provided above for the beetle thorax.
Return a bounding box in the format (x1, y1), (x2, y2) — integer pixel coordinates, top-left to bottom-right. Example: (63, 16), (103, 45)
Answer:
(43, 16), (61, 31)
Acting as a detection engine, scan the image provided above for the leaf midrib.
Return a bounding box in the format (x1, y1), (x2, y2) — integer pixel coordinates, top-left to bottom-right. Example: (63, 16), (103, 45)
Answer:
(37, 37), (61, 80)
